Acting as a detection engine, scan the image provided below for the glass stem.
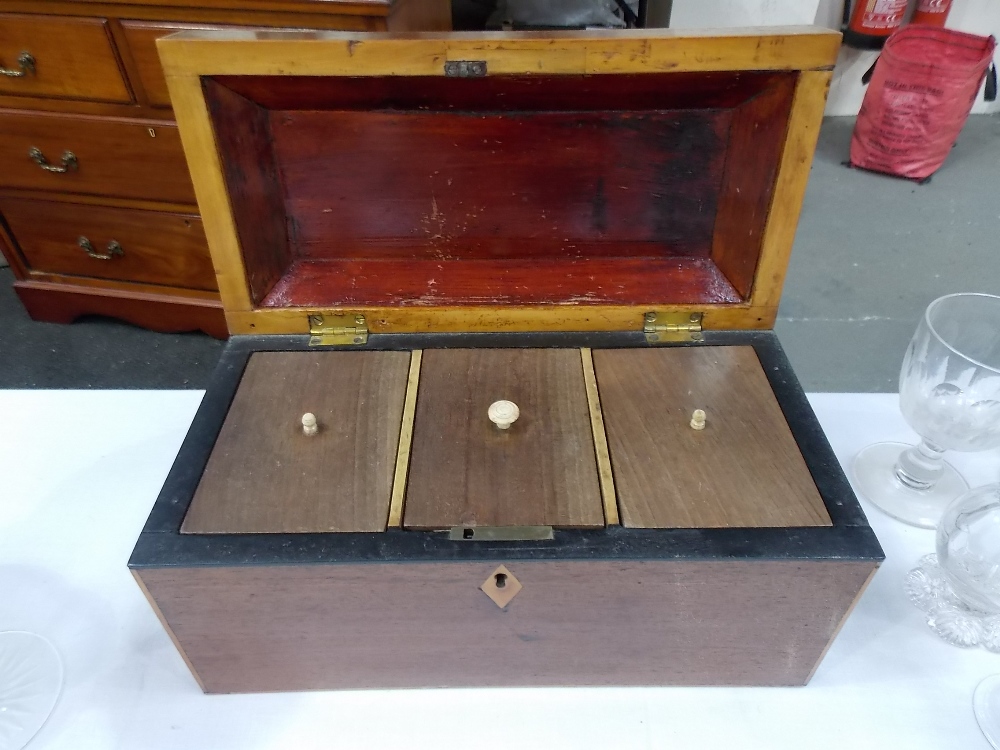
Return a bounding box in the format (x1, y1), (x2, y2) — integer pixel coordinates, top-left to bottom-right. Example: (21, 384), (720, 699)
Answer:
(894, 439), (947, 491)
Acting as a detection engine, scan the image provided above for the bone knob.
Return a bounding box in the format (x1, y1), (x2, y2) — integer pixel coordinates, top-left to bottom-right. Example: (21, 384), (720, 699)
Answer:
(488, 400), (520, 430)
(301, 412), (318, 436)
(690, 409), (706, 431)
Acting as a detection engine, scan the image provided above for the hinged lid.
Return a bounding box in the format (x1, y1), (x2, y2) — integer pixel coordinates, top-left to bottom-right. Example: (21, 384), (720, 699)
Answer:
(159, 28), (839, 337)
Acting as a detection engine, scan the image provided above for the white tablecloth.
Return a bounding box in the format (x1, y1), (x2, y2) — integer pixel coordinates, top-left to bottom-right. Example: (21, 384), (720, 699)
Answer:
(2, 391), (998, 750)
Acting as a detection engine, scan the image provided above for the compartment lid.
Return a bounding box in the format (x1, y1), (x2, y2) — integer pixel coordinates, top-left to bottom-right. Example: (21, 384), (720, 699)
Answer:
(403, 348), (606, 530)
(181, 350), (411, 533)
(592, 346), (831, 528)
(160, 28), (839, 337)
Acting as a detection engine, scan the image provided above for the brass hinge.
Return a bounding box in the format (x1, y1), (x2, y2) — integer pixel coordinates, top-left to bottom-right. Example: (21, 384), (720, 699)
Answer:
(308, 313), (368, 346)
(643, 311), (704, 344)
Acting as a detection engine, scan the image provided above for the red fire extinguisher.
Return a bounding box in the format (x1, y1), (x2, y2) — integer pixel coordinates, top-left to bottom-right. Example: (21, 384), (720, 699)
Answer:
(843, 0), (908, 49)
(911, 0), (954, 28)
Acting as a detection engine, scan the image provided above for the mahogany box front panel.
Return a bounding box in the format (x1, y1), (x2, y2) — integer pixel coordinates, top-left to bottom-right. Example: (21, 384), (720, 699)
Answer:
(136, 558), (876, 693)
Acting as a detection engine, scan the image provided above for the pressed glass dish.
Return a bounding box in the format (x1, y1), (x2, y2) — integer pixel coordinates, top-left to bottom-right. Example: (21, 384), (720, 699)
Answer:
(0, 632), (62, 750)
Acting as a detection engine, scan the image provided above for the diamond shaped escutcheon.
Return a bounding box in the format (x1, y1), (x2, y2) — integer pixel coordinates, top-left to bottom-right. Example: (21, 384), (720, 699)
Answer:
(481, 565), (522, 609)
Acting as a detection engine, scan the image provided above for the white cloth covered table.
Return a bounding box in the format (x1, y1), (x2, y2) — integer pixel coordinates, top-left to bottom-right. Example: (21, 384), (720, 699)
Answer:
(1, 390), (998, 749)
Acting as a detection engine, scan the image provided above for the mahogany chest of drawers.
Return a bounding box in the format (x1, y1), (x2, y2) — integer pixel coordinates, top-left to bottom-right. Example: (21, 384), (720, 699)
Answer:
(0, 0), (449, 336)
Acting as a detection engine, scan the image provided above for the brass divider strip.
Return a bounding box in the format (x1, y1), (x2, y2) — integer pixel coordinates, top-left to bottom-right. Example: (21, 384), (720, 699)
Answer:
(581, 348), (619, 525)
(388, 349), (422, 528)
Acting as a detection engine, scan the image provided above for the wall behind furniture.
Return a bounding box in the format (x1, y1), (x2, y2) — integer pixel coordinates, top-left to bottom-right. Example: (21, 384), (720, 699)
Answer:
(665, 0), (999, 114)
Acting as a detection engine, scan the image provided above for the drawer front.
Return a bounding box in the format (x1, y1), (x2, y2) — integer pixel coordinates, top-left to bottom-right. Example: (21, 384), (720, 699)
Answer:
(120, 19), (378, 109)
(0, 14), (131, 102)
(121, 21), (227, 108)
(0, 111), (196, 204)
(2, 197), (216, 290)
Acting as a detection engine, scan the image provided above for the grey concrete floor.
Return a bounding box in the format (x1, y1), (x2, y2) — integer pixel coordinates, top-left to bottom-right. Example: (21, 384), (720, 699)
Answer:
(777, 115), (1000, 392)
(0, 115), (996, 390)
(0, 270), (224, 389)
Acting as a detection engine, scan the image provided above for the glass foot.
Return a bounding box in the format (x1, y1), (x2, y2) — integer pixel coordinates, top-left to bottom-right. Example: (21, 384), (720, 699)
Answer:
(975, 675), (1000, 750)
(906, 554), (1000, 651)
(0, 632), (62, 750)
(852, 442), (969, 528)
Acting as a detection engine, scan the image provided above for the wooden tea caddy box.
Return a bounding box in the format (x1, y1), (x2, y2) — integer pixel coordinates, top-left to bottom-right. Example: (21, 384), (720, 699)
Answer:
(129, 27), (884, 693)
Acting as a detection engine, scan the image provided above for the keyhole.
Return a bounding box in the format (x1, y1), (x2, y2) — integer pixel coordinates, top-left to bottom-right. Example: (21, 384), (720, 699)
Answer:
(494, 573), (507, 589)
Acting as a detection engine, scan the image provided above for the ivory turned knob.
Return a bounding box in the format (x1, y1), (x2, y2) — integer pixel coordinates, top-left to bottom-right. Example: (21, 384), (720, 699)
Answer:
(301, 412), (318, 436)
(488, 400), (520, 430)
(690, 409), (707, 431)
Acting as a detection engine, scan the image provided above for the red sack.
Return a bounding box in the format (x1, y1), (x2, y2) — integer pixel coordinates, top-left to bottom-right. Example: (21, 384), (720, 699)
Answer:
(851, 26), (996, 181)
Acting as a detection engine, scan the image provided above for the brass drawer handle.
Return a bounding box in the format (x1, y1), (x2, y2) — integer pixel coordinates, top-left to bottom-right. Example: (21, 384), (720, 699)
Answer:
(78, 236), (124, 261)
(0, 51), (35, 77)
(28, 147), (77, 173)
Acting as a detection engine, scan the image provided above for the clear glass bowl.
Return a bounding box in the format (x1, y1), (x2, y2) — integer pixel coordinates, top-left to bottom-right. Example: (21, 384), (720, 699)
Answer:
(905, 483), (1000, 649)
(938, 483), (1000, 614)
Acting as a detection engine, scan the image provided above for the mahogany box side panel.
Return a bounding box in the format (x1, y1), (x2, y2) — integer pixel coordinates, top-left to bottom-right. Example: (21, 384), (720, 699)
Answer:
(137, 558), (877, 693)
(202, 77), (291, 305)
(710, 74), (797, 298)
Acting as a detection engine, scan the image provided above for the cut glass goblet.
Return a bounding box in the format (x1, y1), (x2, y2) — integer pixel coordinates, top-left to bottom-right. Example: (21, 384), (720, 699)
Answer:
(853, 293), (1000, 528)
